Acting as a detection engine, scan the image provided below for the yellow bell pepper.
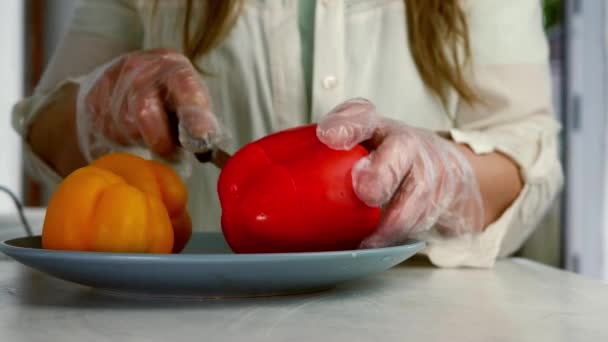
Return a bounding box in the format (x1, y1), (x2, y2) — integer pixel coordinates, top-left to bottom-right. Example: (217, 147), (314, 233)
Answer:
(42, 153), (192, 253)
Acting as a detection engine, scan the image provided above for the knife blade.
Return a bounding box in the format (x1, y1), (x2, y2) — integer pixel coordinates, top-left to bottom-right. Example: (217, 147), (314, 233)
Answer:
(193, 148), (231, 169)
(167, 111), (231, 169)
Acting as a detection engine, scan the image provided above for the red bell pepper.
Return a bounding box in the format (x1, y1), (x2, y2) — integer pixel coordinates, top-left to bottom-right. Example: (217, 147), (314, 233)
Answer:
(218, 124), (381, 253)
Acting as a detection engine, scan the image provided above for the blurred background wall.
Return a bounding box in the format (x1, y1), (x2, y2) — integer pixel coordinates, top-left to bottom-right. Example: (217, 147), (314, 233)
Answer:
(0, 0), (24, 215)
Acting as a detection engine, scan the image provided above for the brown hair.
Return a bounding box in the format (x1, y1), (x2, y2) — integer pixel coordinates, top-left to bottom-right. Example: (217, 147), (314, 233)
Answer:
(181, 0), (242, 68)
(179, 0), (477, 107)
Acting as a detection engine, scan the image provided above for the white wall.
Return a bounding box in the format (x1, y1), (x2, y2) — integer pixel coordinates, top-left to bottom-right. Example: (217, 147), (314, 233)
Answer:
(0, 0), (23, 214)
(565, 0), (608, 281)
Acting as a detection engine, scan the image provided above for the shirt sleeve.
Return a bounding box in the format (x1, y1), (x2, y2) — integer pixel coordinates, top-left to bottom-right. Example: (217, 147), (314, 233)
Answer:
(11, 0), (143, 186)
(421, 0), (564, 267)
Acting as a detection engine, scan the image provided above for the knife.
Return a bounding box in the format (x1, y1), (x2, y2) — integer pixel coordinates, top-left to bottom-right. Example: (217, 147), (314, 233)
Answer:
(168, 112), (231, 169)
(192, 148), (231, 169)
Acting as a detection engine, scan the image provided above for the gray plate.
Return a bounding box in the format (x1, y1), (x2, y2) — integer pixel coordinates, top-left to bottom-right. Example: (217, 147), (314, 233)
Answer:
(0, 232), (424, 298)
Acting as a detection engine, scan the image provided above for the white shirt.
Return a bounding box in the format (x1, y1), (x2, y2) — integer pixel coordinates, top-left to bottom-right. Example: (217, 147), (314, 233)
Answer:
(12, 0), (563, 267)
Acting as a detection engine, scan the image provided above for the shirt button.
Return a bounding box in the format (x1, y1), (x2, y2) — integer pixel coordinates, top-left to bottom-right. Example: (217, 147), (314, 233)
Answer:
(322, 75), (338, 89)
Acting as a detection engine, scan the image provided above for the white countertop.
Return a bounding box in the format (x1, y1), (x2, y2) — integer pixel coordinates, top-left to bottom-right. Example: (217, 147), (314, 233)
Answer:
(0, 257), (606, 341)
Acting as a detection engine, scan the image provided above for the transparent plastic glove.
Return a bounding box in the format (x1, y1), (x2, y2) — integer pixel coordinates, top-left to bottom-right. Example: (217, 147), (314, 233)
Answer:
(317, 98), (484, 248)
(75, 48), (223, 174)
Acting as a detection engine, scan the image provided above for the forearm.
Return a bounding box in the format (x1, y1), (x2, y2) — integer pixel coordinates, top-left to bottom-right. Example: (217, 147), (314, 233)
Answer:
(27, 82), (87, 177)
(453, 142), (523, 227)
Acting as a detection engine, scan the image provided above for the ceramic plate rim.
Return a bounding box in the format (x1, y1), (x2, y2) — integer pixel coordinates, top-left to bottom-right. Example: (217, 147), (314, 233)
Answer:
(0, 235), (425, 263)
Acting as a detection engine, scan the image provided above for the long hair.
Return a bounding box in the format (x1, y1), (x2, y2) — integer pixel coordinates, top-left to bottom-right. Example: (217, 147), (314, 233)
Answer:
(175, 0), (477, 107)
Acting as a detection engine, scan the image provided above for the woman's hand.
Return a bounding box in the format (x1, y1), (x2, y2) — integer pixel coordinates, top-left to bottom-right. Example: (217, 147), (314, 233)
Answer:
(317, 98), (485, 248)
(76, 49), (222, 161)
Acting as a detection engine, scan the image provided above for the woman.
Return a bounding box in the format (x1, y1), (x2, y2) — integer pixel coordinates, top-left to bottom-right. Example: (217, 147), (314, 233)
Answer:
(12, 0), (562, 267)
